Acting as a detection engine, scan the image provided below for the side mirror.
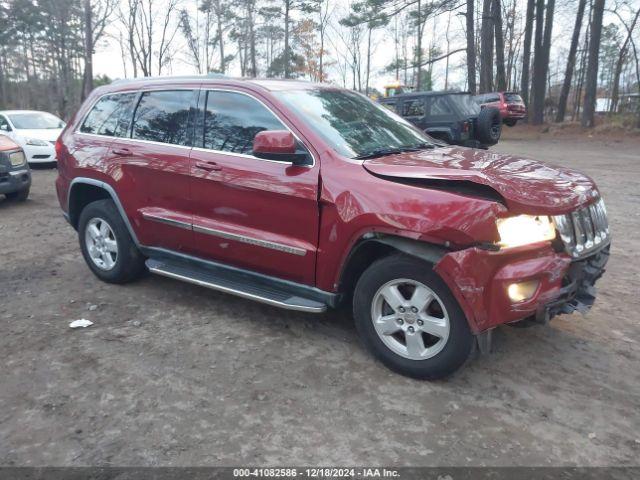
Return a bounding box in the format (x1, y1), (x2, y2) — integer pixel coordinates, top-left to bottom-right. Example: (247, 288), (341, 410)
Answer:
(252, 130), (311, 166)
(0, 124), (9, 132)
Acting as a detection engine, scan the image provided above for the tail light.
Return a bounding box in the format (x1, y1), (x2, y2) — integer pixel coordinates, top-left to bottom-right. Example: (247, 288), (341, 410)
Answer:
(55, 137), (63, 159)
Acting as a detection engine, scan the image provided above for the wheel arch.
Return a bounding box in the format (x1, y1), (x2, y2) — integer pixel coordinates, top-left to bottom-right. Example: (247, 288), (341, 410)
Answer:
(337, 234), (449, 302)
(67, 178), (139, 245)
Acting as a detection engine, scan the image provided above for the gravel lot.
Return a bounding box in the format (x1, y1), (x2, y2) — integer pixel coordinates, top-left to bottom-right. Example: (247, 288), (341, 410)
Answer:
(1, 136), (639, 467)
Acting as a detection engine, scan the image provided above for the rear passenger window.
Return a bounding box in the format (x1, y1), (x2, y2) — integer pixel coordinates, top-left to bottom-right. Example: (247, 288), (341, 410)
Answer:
(80, 93), (137, 137)
(132, 90), (193, 146)
(402, 99), (425, 117)
(203, 91), (286, 155)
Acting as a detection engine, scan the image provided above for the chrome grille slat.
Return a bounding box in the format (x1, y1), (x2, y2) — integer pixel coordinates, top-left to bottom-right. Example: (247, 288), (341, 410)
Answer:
(553, 198), (609, 258)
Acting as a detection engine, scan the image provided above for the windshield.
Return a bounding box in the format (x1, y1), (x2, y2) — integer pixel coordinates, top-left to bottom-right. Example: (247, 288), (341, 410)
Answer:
(449, 94), (481, 116)
(8, 112), (64, 130)
(274, 89), (434, 158)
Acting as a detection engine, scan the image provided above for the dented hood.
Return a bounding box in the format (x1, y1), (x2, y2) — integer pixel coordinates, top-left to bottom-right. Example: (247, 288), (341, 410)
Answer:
(362, 146), (599, 215)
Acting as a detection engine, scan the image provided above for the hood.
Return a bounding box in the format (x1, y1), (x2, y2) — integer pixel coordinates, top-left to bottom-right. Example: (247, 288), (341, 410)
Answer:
(362, 146), (599, 215)
(15, 128), (62, 142)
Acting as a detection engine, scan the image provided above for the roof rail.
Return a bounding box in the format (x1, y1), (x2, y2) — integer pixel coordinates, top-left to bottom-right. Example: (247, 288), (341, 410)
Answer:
(111, 73), (228, 85)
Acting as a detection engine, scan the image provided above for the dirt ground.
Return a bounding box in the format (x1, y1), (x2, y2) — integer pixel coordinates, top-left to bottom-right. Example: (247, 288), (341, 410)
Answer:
(1, 134), (639, 467)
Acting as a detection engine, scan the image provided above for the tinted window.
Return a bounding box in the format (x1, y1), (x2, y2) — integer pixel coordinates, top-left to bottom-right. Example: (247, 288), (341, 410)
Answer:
(203, 91), (285, 154)
(0, 115), (10, 131)
(132, 90), (193, 145)
(402, 99), (425, 117)
(81, 93), (136, 137)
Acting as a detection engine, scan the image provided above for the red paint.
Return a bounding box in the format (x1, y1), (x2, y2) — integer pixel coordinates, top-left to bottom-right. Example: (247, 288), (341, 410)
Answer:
(0, 135), (20, 151)
(253, 130), (296, 155)
(478, 92), (527, 121)
(56, 78), (603, 332)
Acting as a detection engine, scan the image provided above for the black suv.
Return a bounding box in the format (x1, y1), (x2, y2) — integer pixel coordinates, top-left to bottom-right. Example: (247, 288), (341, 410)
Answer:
(379, 91), (501, 149)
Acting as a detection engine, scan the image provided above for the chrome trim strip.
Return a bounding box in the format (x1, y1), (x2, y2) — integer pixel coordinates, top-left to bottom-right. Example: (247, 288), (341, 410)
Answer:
(141, 212), (192, 230)
(192, 223), (307, 256)
(147, 264), (325, 313)
(9, 169), (29, 176)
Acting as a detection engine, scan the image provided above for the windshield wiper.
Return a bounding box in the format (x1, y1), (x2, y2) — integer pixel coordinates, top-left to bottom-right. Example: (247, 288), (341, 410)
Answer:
(355, 143), (435, 160)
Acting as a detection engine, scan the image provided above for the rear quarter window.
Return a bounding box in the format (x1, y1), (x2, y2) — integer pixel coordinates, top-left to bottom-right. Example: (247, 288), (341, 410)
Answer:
(80, 93), (137, 137)
(132, 90), (194, 146)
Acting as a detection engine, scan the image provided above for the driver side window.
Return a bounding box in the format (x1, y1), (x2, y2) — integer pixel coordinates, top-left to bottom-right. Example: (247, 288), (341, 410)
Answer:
(203, 90), (286, 155)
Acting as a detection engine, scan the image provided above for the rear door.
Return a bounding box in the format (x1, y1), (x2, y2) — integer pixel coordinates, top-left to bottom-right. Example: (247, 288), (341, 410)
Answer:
(104, 88), (197, 252)
(187, 89), (320, 285)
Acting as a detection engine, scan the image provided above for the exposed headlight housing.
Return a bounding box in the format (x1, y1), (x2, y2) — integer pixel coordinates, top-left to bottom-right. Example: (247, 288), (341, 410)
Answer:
(497, 215), (556, 248)
(25, 138), (49, 146)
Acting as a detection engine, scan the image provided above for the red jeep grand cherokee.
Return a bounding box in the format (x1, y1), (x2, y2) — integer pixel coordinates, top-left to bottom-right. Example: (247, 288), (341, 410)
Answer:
(55, 77), (610, 379)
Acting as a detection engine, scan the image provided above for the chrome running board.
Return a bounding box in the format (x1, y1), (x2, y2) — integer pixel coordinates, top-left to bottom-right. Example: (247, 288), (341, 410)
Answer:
(146, 258), (328, 313)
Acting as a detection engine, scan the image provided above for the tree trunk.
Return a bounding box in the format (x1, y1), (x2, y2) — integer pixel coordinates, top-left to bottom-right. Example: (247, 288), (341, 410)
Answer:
(82, 0), (93, 100)
(365, 26), (371, 94)
(555, 0), (586, 122)
(284, 0), (291, 78)
(479, 0), (494, 92)
(466, 0), (477, 93)
(415, 0), (423, 90)
(530, 0), (554, 125)
(520, 0), (535, 106)
(581, 0), (605, 128)
(493, 0), (506, 91)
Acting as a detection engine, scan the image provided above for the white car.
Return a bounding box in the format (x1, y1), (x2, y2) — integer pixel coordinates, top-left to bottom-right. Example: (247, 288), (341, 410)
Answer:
(0, 110), (65, 164)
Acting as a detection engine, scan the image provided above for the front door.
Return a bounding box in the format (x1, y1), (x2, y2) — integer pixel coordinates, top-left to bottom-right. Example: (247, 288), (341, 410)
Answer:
(188, 89), (320, 285)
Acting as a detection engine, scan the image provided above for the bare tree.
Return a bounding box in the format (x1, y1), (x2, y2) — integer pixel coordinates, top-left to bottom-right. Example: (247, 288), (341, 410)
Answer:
(82, 0), (117, 99)
(520, 0), (535, 105)
(479, 0), (494, 92)
(609, 6), (640, 112)
(465, 0), (477, 93)
(555, 0), (587, 122)
(530, 0), (555, 124)
(493, 0), (506, 91)
(581, 0), (605, 127)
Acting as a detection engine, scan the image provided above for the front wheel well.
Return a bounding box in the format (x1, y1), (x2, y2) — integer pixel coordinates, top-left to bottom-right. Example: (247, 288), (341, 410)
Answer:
(338, 236), (448, 303)
(68, 183), (112, 229)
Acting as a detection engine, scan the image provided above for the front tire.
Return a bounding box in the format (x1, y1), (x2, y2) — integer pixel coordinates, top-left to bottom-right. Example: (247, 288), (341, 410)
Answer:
(353, 255), (474, 380)
(78, 199), (146, 284)
(504, 118), (518, 127)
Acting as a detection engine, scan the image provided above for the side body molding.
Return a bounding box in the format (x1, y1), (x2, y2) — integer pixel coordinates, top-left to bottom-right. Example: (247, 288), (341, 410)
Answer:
(67, 177), (140, 246)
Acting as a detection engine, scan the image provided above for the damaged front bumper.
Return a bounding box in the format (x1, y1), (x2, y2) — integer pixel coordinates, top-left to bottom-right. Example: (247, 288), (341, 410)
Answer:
(434, 242), (610, 333)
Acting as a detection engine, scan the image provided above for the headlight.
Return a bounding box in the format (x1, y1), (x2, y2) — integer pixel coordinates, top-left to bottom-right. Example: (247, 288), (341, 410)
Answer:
(25, 138), (49, 146)
(497, 215), (556, 248)
(9, 151), (26, 166)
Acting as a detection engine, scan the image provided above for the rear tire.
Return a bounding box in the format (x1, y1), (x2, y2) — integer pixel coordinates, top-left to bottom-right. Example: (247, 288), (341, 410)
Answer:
(476, 107), (502, 145)
(78, 199), (146, 284)
(5, 187), (29, 201)
(353, 255), (474, 380)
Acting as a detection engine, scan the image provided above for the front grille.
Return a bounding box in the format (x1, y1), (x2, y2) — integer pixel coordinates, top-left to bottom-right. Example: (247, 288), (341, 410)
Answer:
(553, 198), (609, 258)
